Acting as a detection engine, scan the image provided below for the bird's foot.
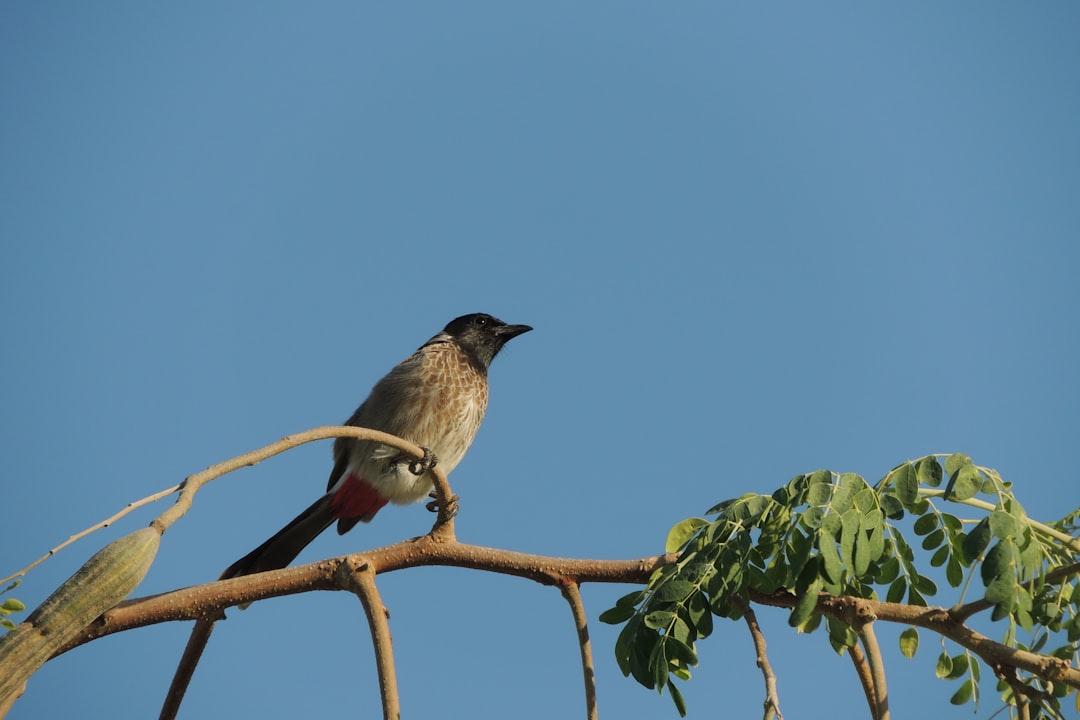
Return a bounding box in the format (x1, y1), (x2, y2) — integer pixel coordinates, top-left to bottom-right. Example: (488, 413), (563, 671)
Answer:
(408, 446), (438, 476)
(425, 490), (459, 519)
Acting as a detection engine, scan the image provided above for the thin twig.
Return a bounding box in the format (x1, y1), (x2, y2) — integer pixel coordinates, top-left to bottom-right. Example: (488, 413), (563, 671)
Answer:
(731, 597), (783, 720)
(559, 580), (597, 720)
(150, 426), (446, 534)
(855, 622), (888, 720)
(847, 642), (878, 719)
(0, 484), (182, 586)
(919, 489), (1080, 553)
(338, 560), (400, 720)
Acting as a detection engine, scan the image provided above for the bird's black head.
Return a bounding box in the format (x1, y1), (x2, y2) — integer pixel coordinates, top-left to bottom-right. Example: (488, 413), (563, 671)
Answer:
(439, 313), (532, 370)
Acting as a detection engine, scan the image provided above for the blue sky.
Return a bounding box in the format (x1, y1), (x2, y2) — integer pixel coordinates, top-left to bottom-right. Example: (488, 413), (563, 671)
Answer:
(2, 4), (1078, 719)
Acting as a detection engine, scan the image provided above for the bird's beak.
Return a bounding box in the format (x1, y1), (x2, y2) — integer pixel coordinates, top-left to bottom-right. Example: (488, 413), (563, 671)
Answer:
(498, 324), (533, 341)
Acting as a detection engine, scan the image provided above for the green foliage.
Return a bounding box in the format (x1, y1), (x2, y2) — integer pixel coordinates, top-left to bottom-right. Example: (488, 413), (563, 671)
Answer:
(602, 455), (1080, 718)
(0, 582), (25, 631)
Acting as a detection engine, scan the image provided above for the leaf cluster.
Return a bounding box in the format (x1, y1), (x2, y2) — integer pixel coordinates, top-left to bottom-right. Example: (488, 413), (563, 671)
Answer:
(0, 582), (24, 631)
(602, 454), (1080, 718)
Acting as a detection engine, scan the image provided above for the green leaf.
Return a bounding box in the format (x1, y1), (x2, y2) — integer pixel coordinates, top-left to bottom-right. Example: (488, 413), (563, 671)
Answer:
(939, 513), (963, 533)
(650, 640), (669, 691)
(916, 456), (944, 487)
(686, 593), (713, 639)
(853, 487), (877, 514)
(962, 517), (992, 563)
(899, 627), (919, 658)
(668, 681), (687, 717)
(790, 577), (823, 630)
(949, 679), (973, 705)
(880, 493), (904, 520)
(981, 541), (1013, 586)
(913, 574), (938, 597)
(946, 556), (964, 588)
(945, 653), (969, 680)
(666, 518), (708, 553)
(613, 619), (639, 676)
(840, 509), (860, 577)
(988, 510), (1020, 541)
(894, 463), (918, 505)
(0, 599), (25, 613)
(866, 523), (885, 562)
(664, 636), (699, 667)
(913, 513), (939, 536)
(935, 651), (953, 678)
(944, 453), (972, 476)
(945, 464), (982, 502)
(876, 556), (900, 584)
(886, 577), (907, 604)
(644, 611), (677, 629)
(921, 528), (946, 551)
(599, 604), (637, 624)
(854, 532), (871, 577)
(930, 544), (950, 568)
(818, 532), (843, 584)
(807, 482), (833, 506)
(656, 580), (695, 603)
(801, 506), (825, 529)
(827, 616), (857, 651)
(985, 575), (1014, 607)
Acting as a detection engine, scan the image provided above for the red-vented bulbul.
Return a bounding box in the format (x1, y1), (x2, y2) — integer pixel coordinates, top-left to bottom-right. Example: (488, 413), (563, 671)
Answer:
(219, 313), (532, 579)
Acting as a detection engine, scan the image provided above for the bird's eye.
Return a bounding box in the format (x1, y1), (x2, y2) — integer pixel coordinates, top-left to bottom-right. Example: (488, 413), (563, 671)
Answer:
(473, 316), (488, 327)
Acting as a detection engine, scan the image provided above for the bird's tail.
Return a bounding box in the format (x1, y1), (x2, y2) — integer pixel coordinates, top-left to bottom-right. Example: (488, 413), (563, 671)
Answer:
(219, 494), (336, 579)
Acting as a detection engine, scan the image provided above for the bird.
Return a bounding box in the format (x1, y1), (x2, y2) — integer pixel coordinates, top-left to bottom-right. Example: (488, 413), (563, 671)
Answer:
(218, 312), (532, 580)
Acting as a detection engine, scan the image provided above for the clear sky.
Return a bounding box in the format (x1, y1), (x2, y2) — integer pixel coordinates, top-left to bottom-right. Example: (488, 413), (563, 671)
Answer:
(2, 4), (1078, 719)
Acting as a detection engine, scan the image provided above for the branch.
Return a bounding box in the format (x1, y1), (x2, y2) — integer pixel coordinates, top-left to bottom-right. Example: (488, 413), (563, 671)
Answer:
(338, 559), (399, 720)
(919, 489), (1080, 554)
(0, 483), (182, 586)
(558, 580), (597, 720)
(57, 539), (677, 655)
(747, 590), (1080, 691)
(856, 622), (889, 720)
(847, 642), (878, 720)
(1, 426), (451, 589)
(731, 597), (783, 720)
(159, 618), (219, 720)
(150, 426), (448, 535)
(951, 559), (1080, 623)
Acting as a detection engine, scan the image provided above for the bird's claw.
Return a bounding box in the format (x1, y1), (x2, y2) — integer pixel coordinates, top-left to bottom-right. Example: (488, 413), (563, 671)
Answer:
(408, 446), (438, 476)
(426, 491), (459, 519)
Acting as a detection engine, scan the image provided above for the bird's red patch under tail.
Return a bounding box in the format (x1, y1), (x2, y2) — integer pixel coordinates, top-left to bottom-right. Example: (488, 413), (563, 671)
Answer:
(329, 474), (389, 522)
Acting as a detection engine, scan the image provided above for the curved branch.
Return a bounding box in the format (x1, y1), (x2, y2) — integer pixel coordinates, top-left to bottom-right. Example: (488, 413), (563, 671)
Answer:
(558, 580), (597, 720)
(847, 642), (877, 720)
(731, 597), (783, 720)
(337, 560), (399, 720)
(150, 426), (448, 535)
(856, 622), (888, 720)
(159, 617), (219, 720)
(1, 426), (451, 590)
